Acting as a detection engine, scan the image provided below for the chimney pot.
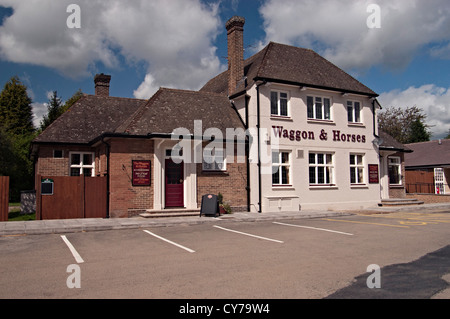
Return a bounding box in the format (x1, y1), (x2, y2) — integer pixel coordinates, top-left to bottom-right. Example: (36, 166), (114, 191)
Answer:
(94, 73), (111, 97)
(226, 16), (245, 95)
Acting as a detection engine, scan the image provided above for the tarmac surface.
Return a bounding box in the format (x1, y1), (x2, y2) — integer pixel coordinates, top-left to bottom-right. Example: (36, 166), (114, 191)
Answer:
(1, 202), (450, 237)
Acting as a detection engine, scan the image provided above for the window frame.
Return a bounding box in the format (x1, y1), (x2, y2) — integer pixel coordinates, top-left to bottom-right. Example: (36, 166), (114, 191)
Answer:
(388, 156), (402, 185)
(309, 152), (334, 186)
(347, 100), (362, 124)
(69, 152), (95, 177)
(270, 90), (290, 118)
(202, 147), (227, 172)
(307, 95), (332, 121)
(350, 153), (365, 185)
(272, 150), (291, 186)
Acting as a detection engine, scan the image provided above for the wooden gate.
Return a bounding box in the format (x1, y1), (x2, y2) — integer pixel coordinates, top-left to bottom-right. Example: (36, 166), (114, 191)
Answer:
(405, 170), (434, 193)
(36, 175), (107, 220)
(0, 176), (9, 221)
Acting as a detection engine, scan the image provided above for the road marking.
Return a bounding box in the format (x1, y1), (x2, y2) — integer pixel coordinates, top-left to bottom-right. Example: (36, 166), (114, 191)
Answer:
(324, 219), (409, 228)
(273, 221), (354, 236)
(213, 225), (284, 243)
(60, 235), (84, 264)
(143, 230), (195, 253)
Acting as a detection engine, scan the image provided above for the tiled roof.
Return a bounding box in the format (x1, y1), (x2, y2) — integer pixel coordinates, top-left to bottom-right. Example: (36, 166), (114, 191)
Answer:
(379, 130), (412, 153)
(201, 42), (378, 97)
(33, 95), (147, 144)
(119, 88), (245, 136)
(404, 139), (450, 168)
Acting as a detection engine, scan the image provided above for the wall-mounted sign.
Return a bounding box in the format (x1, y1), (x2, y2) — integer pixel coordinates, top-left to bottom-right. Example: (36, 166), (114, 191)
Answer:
(368, 164), (379, 184)
(41, 178), (54, 195)
(132, 160), (151, 186)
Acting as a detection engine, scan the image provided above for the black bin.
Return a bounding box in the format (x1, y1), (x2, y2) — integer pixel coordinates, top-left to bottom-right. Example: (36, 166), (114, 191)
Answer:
(200, 194), (220, 217)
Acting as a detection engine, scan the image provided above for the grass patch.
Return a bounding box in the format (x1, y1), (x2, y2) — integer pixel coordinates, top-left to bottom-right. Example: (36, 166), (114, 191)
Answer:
(8, 210), (36, 221)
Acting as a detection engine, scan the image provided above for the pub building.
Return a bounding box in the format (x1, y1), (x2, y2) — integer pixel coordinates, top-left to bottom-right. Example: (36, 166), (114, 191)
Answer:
(31, 16), (410, 218)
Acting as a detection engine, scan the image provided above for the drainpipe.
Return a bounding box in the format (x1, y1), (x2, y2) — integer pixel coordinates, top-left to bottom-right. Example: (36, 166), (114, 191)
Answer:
(101, 137), (111, 219)
(256, 81), (267, 213)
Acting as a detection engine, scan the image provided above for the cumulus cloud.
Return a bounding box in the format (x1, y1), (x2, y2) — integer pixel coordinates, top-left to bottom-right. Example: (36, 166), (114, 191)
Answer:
(258, 0), (450, 71)
(378, 85), (450, 139)
(0, 0), (223, 97)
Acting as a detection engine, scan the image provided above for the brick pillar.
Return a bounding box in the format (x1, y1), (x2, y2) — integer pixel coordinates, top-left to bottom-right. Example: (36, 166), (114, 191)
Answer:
(226, 16), (245, 96)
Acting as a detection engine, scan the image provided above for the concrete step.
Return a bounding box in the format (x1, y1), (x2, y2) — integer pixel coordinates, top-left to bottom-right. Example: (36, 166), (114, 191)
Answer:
(378, 198), (424, 207)
(139, 209), (200, 218)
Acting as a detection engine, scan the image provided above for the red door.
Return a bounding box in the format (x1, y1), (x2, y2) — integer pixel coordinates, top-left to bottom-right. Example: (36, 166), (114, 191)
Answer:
(165, 159), (184, 207)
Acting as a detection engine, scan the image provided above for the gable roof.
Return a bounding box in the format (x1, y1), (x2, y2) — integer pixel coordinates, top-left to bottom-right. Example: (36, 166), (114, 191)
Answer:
(201, 42), (378, 97)
(33, 95), (147, 144)
(404, 139), (450, 168)
(119, 88), (245, 136)
(379, 130), (412, 153)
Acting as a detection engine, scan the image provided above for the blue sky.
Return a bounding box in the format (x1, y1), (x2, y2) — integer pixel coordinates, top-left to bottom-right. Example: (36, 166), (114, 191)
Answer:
(0, 0), (449, 138)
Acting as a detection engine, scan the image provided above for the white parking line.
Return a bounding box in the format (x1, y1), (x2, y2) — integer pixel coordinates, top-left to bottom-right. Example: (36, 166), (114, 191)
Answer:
(273, 222), (354, 236)
(143, 230), (195, 253)
(60, 235), (85, 263)
(213, 225), (284, 243)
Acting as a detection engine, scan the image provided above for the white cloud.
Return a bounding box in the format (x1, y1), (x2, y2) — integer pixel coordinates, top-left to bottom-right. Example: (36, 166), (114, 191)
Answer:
(0, 0), (223, 95)
(258, 0), (450, 71)
(32, 102), (47, 128)
(378, 84), (450, 139)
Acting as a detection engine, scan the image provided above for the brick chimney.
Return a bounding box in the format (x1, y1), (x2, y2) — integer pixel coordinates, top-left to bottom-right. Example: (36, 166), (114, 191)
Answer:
(94, 73), (111, 97)
(226, 16), (245, 95)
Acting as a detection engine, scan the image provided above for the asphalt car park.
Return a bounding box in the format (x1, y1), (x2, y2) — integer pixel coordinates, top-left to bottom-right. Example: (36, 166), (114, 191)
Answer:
(1, 210), (449, 300)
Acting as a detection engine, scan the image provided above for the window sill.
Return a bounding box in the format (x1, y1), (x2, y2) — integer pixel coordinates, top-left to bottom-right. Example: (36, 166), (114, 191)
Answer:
(270, 115), (292, 121)
(307, 119), (335, 125)
(350, 184), (368, 189)
(201, 170), (229, 175)
(309, 184), (338, 190)
(272, 185), (295, 190)
(348, 122), (365, 128)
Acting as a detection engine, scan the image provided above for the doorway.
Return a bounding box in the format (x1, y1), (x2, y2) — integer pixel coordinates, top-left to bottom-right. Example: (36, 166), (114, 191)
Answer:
(165, 159), (184, 208)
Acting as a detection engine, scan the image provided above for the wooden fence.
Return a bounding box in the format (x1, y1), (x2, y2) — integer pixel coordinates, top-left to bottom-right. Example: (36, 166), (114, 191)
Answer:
(36, 175), (107, 220)
(0, 176), (9, 221)
(405, 170), (434, 194)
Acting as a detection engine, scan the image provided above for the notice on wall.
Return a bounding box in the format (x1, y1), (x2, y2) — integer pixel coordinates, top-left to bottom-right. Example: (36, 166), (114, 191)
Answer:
(132, 160), (151, 186)
(368, 164), (379, 184)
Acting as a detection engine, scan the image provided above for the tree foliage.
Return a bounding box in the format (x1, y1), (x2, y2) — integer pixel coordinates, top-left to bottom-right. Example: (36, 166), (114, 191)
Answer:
(378, 105), (431, 144)
(40, 91), (63, 131)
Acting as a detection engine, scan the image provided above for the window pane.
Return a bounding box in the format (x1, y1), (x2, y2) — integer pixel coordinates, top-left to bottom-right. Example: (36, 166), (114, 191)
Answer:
(326, 167), (332, 184)
(281, 152), (289, 164)
(83, 154), (92, 165)
(324, 98), (330, 120)
(350, 167), (356, 184)
(317, 153), (324, 164)
(354, 102), (360, 122)
(317, 167), (325, 184)
(309, 153), (316, 164)
(272, 152), (279, 164)
(282, 166), (289, 184)
(273, 169), (280, 184)
(357, 155), (363, 165)
(350, 154), (355, 165)
(280, 98), (288, 116)
(309, 167), (316, 184)
(315, 97), (322, 119)
(358, 167), (364, 183)
(307, 96), (314, 118)
(71, 154), (80, 165)
(83, 168), (92, 176)
(271, 92), (278, 115)
(347, 103), (353, 122)
(326, 154), (332, 165)
(71, 168), (80, 176)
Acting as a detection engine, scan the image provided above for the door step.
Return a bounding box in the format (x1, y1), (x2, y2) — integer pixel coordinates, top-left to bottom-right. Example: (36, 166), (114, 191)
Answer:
(139, 209), (200, 218)
(378, 198), (424, 207)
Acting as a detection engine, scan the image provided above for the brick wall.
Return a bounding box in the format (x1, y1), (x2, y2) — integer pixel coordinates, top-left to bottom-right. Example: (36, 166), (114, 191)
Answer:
(197, 159), (248, 212)
(109, 138), (154, 218)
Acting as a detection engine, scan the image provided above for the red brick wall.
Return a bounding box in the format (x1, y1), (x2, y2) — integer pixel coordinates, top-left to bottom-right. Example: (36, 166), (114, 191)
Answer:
(197, 159), (247, 212)
(109, 138), (154, 218)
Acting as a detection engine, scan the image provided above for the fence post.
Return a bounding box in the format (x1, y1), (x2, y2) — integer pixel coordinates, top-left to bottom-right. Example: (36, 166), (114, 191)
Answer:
(0, 176), (9, 221)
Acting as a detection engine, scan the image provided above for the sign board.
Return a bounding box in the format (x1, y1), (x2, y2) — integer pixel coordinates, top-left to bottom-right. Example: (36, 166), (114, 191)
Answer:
(368, 164), (379, 184)
(132, 160), (151, 186)
(41, 178), (54, 195)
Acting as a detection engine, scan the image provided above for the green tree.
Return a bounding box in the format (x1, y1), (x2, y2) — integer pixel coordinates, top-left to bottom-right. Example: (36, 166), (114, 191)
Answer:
(0, 76), (35, 201)
(0, 76), (34, 136)
(40, 91), (63, 131)
(445, 129), (450, 139)
(378, 105), (431, 144)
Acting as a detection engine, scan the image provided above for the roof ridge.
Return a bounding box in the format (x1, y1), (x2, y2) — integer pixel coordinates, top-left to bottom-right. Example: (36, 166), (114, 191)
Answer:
(84, 94), (148, 102)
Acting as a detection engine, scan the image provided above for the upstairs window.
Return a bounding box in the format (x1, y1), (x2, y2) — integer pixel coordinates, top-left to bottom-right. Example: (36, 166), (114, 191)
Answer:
(271, 91), (289, 117)
(307, 96), (331, 120)
(347, 101), (361, 123)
